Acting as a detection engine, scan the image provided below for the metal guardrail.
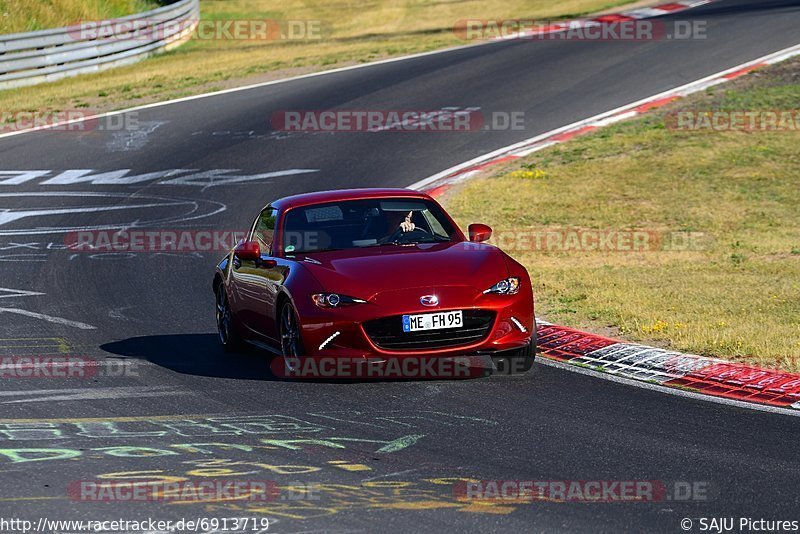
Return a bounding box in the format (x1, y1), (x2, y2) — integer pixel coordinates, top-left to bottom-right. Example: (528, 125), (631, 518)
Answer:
(0, 0), (199, 90)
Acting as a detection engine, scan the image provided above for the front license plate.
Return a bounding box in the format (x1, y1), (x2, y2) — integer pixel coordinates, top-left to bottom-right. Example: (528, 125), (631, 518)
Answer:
(402, 310), (463, 332)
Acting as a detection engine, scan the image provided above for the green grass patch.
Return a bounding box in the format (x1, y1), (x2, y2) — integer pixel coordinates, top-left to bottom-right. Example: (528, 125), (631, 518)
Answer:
(0, 0), (158, 33)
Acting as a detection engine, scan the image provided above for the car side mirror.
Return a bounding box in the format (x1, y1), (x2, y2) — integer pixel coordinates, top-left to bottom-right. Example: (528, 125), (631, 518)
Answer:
(234, 240), (260, 261)
(468, 223), (492, 243)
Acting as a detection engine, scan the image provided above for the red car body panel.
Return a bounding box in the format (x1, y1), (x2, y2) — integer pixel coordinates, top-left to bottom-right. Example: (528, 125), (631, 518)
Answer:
(214, 188), (534, 361)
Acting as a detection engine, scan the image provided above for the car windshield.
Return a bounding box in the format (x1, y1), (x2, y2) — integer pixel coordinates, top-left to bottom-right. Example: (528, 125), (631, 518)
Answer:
(281, 198), (457, 254)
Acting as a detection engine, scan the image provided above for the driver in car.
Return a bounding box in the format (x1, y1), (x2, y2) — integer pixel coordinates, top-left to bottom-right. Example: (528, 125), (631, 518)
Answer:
(381, 210), (415, 241)
(399, 210), (415, 232)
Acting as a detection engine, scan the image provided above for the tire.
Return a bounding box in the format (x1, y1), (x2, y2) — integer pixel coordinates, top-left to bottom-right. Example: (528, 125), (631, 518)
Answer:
(215, 284), (246, 352)
(278, 300), (305, 372)
(493, 329), (537, 375)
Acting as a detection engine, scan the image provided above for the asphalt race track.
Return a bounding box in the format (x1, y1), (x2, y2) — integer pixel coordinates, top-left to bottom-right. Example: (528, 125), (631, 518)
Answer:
(1, 0), (799, 532)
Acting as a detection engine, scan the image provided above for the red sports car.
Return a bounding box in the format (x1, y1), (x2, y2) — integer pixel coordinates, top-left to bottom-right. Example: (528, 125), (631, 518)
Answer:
(213, 188), (535, 377)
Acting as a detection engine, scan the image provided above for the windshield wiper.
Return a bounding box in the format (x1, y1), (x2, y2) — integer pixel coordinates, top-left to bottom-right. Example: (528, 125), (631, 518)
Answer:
(399, 236), (452, 245)
(362, 242), (401, 248)
(289, 247), (344, 254)
(366, 236), (451, 247)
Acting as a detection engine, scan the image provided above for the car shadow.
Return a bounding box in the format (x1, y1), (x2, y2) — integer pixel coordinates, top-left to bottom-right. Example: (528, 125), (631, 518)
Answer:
(100, 333), (494, 383)
(101, 334), (279, 381)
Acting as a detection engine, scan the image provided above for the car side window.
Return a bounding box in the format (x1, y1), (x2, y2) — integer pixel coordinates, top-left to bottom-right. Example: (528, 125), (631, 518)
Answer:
(252, 207), (278, 255)
(421, 208), (449, 238)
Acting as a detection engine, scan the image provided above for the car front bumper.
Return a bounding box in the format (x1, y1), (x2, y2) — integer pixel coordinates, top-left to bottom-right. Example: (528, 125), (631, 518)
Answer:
(294, 288), (534, 361)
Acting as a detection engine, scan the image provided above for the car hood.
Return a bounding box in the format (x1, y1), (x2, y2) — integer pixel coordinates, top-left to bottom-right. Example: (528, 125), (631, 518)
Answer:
(297, 241), (508, 300)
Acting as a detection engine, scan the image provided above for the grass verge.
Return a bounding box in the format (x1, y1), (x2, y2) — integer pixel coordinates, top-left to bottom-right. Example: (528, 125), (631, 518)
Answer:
(0, 0), (158, 34)
(446, 57), (800, 371)
(0, 0), (640, 120)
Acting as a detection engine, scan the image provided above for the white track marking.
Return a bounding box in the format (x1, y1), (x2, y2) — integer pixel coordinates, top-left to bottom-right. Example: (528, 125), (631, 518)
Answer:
(0, 168), (319, 187)
(0, 201), (197, 226)
(0, 287), (45, 299)
(0, 191), (227, 236)
(0, 308), (96, 329)
(0, 384), (133, 397)
(0, 386), (188, 404)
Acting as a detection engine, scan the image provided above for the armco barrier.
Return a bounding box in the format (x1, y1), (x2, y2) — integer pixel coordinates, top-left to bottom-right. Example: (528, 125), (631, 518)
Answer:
(0, 0), (199, 90)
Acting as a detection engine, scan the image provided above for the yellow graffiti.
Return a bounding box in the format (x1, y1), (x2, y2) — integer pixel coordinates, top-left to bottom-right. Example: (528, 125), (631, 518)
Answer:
(362, 481), (411, 488)
(0, 337), (70, 354)
(0, 496), (63, 502)
(377, 500), (462, 510)
(200, 480), (519, 519)
(96, 470), (187, 485)
(327, 460), (372, 472)
(161, 485), (270, 506)
(183, 458), (321, 476)
(458, 503), (518, 514)
(89, 470), (275, 505)
(423, 477), (482, 485)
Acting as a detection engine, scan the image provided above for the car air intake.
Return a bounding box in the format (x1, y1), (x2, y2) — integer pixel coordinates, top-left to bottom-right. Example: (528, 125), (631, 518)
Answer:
(363, 310), (495, 351)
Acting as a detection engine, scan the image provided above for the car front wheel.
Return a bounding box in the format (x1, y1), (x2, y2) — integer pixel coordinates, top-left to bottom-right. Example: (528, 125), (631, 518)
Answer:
(216, 284), (245, 352)
(279, 301), (305, 372)
(493, 326), (537, 375)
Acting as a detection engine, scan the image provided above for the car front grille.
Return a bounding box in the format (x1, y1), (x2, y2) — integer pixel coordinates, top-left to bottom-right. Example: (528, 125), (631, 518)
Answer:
(363, 310), (495, 351)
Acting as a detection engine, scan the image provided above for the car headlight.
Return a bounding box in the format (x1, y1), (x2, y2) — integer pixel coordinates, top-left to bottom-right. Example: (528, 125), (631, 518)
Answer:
(483, 277), (520, 295)
(311, 293), (367, 308)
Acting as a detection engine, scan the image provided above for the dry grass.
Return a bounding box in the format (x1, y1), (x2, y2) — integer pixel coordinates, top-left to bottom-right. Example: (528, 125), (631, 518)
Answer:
(0, 0), (157, 33)
(0, 0), (639, 117)
(446, 58), (800, 371)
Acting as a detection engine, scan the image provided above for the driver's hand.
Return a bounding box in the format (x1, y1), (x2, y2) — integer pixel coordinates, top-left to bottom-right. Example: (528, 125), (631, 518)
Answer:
(399, 211), (415, 232)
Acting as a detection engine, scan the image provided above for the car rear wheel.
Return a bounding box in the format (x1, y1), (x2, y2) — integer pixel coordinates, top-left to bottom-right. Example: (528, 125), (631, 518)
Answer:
(216, 285), (245, 352)
(279, 301), (304, 371)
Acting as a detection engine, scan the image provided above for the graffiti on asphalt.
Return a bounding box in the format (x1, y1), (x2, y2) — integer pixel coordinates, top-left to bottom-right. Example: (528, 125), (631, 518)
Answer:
(0, 169), (318, 187)
(0, 411), (494, 441)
